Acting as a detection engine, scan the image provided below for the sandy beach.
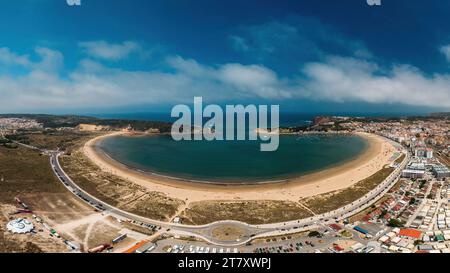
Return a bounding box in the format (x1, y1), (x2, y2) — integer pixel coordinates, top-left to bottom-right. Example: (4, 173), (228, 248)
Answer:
(82, 131), (399, 202)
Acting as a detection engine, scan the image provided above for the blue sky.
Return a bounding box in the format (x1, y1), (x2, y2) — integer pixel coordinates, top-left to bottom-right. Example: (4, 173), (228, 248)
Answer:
(0, 0), (449, 114)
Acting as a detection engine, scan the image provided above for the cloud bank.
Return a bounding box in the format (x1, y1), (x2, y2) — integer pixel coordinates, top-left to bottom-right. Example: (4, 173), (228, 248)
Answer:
(0, 40), (449, 112)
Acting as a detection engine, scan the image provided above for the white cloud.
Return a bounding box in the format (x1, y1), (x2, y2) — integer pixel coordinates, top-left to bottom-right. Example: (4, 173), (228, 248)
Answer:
(229, 35), (249, 52)
(0, 47), (31, 67)
(0, 45), (449, 113)
(0, 47), (63, 72)
(78, 40), (141, 61)
(0, 53), (292, 112)
(441, 44), (450, 62)
(217, 64), (290, 99)
(34, 47), (64, 72)
(299, 56), (450, 108)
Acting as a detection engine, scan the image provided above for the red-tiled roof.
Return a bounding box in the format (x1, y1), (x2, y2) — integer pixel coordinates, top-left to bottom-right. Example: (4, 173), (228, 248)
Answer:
(329, 224), (342, 231)
(399, 229), (422, 239)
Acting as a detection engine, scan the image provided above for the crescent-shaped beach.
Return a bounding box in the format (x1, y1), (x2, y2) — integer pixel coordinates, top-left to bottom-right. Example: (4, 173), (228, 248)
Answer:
(82, 132), (398, 203)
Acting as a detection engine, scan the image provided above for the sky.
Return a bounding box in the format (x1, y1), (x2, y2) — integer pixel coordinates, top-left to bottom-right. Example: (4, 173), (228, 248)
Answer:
(0, 0), (450, 115)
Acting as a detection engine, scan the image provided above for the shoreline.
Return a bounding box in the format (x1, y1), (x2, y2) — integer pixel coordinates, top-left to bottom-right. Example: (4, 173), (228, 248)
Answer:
(82, 131), (399, 202)
(93, 134), (369, 185)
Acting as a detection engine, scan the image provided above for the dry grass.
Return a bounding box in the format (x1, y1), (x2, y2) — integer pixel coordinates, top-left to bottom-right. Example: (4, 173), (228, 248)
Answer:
(302, 167), (395, 214)
(394, 154), (406, 164)
(60, 149), (184, 221)
(8, 130), (95, 151)
(86, 222), (121, 248)
(0, 146), (65, 203)
(181, 200), (313, 225)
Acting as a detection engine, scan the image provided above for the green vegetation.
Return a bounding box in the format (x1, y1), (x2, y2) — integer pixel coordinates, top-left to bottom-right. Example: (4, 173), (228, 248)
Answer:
(308, 231), (322, 238)
(419, 180), (427, 189)
(0, 137), (17, 149)
(394, 154), (406, 164)
(388, 218), (404, 228)
(303, 167), (395, 214)
(0, 137), (10, 144)
(340, 230), (353, 238)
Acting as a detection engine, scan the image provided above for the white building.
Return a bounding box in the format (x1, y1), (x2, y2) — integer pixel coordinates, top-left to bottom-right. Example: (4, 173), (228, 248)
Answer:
(6, 218), (34, 234)
(402, 169), (425, 179)
(415, 148), (433, 159)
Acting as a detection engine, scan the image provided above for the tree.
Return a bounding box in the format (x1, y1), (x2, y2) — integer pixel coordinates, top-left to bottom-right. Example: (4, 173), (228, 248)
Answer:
(388, 219), (404, 228)
(308, 231), (321, 238)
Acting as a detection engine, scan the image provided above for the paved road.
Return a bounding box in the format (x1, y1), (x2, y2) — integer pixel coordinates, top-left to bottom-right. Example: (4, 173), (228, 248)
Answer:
(48, 136), (409, 247)
(51, 152), (271, 245)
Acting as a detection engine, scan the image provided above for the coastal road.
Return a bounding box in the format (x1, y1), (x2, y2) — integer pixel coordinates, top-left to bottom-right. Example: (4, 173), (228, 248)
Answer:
(49, 136), (409, 247)
(50, 152), (273, 246)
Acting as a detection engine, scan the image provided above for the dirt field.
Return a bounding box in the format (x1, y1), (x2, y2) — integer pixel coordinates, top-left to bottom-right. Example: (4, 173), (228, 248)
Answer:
(0, 144), (147, 253)
(0, 145), (69, 252)
(0, 204), (69, 253)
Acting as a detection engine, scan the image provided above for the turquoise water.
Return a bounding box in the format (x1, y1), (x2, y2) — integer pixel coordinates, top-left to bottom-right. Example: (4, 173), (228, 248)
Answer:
(97, 134), (369, 184)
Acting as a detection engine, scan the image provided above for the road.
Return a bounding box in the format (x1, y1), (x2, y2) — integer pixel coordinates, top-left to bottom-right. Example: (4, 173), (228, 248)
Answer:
(50, 152), (272, 245)
(48, 135), (409, 247)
